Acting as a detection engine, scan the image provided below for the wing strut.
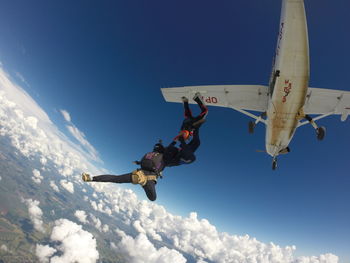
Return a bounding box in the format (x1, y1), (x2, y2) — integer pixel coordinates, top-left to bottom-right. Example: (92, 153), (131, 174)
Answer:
(230, 106), (267, 125)
(297, 110), (336, 127)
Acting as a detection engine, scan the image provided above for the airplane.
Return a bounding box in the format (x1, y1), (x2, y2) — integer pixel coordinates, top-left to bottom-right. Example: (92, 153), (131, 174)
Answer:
(161, 0), (350, 170)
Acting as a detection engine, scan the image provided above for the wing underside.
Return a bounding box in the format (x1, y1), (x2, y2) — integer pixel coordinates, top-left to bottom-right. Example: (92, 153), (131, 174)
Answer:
(297, 87), (350, 125)
(161, 85), (269, 112)
(304, 87), (350, 114)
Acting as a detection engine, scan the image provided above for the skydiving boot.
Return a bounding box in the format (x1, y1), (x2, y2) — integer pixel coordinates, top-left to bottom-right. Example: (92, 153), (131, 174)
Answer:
(181, 96), (189, 103)
(193, 92), (208, 119)
(82, 172), (92, 182)
(193, 92), (204, 104)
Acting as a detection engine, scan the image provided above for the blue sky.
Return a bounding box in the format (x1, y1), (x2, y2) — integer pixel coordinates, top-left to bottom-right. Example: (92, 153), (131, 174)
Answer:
(0, 0), (349, 260)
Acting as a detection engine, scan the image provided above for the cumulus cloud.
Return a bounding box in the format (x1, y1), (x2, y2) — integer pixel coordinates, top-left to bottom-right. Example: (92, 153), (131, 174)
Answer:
(89, 199), (112, 216)
(115, 230), (186, 263)
(89, 213), (103, 232)
(31, 169), (43, 184)
(36, 244), (57, 263)
(74, 210), (88, 224)
(0, 175), (2, 181)
(95, 184), (339, 263)
(37, 219), (99, 263)
(1, 244), (8, 252)
(102, 224), (109, 233)
(23, 198), (44, 233)
(295, 254), (339, 263)
(50, 180), (60, 192)
(60, 179), (74, 194)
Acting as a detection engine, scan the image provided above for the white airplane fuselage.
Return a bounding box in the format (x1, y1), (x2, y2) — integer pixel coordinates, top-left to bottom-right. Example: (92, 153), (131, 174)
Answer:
(265, 0), (309, 157)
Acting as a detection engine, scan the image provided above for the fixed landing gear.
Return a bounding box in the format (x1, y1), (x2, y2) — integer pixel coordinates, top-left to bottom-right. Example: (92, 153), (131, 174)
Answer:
(248, 121), (255, 134)
(316, 126), (326, 141)
(248, 112), (266, 134)
(305, 115), (326, 141)
(272, 158), (277, 170)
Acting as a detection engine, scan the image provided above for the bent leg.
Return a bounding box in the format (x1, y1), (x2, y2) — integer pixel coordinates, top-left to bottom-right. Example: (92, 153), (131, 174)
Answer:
(194, 96), (208, 118)
(142, 180), (157, 201)
(93, 173), (132, 183)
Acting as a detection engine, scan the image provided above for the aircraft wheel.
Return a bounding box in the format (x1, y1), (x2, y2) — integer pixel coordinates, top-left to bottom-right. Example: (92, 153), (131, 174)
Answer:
(272, 158), (277, 170)
(248, 121), (255, 134)
(316, 126), (326, 141)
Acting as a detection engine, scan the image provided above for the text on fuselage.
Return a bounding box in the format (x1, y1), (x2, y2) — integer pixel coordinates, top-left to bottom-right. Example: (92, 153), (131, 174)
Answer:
(282, 79), (292, 103)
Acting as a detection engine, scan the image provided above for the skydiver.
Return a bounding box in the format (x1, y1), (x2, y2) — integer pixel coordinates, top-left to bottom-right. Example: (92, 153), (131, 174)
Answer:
(165, 92), (208, 166)
(82, 142), (165, 201)
(173, 92), (208, 142)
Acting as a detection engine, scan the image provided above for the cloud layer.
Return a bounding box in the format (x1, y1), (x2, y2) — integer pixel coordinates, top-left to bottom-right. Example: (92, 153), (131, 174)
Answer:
(0, 66), (340, 263)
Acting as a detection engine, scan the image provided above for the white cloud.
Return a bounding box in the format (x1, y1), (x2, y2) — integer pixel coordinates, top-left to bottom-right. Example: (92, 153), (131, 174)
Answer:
(115, 231), (186, 263)
(1, 244), (8, 252)
(89, 199), (112, 216)
(60, 109), (71, 122)
(37, 219), (99, 263)
(23, 198), (44, 233)
(31, 168), (43, 184)
(295, 254), (339, 263)
(60, 179), (74, 194)
(0, 175), (2, 181)
(89, 214), (102, 232)
(0, 66), (103, 185)
(97, 184), (339, 263)
(36, 244), (57, 263)
(74, 210), (88, 224)
(102, 224), (109, 233)
(50, 180), (60, 192)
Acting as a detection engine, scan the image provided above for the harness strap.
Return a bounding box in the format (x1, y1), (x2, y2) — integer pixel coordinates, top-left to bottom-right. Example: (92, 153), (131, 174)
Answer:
(131, 170), (158, 186)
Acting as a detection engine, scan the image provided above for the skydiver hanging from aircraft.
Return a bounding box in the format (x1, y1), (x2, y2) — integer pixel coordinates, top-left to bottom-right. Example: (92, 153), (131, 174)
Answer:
(174, 92), (208, 141)
(164, 92), (208, 166)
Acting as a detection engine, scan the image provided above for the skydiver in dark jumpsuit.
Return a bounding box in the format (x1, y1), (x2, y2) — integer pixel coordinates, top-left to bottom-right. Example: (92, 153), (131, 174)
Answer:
(167, 92), (208, 165)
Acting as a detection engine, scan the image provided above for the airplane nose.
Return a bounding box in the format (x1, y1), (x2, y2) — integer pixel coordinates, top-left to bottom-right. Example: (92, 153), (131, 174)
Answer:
(266, 144), (280, 157)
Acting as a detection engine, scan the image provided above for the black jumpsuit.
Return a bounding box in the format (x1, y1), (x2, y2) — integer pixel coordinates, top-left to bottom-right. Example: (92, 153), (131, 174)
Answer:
(181, 96), (208, 131)
(92, 172), (157, 201)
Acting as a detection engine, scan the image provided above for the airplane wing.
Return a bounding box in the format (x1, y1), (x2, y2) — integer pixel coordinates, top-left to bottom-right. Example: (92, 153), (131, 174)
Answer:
(303, 87), (350, 122)
(304, 87), (350, 114)
(161, 85), (269, 112)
